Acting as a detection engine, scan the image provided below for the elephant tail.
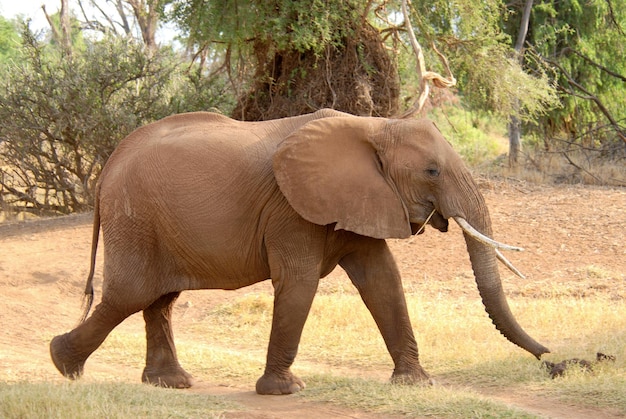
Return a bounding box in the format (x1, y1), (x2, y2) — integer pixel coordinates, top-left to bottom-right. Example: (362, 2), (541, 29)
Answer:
(78, 186), (101, 325)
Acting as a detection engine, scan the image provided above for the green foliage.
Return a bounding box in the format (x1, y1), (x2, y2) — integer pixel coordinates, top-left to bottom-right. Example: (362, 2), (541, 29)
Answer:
(169, 1), (393, 120)
(405, 0), (559, 122)
(429, 106), (506, 165)
(0, 27), (173, 213)
(0, 15), (20, 65)
(508, 0), (626, 154)
(166, 64), (236, 114)
(170, 0), (362, 54)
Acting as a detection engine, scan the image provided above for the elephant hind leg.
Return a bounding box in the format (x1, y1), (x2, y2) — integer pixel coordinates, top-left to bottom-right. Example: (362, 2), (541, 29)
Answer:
(50, 300), (131, 379)
(142, 292), (194, 388)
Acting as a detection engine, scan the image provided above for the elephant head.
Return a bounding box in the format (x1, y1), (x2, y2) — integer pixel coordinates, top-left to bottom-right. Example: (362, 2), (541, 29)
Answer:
(273, 116), (549, 359)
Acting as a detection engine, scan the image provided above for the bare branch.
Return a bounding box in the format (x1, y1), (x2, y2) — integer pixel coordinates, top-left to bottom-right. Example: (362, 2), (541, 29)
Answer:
(113, 0), (133, 36)
(562, 152), (603, 183)
(126, 0), (159, 50)
(546, 58), (626, 144)
(42, 5), (62, 43)
(398, 0), (456, 119)
(560, 47), (626, 82)
(605, 0), (626, 35)
(60, 0), (72, 54)
(514, 0), (533, 53)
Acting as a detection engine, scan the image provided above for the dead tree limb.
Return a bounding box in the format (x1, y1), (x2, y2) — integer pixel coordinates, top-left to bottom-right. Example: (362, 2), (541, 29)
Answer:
(398, 0), (456, 119)
(547, 58), (626, 144)
(562, 152), (603, 183)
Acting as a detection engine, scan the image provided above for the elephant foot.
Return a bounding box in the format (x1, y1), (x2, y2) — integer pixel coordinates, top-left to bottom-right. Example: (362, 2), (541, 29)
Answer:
(256, 371), (306, 395)
(50, 334), (86, 379)
(391, 366), (433, 386)
(142, 365), (195, 389)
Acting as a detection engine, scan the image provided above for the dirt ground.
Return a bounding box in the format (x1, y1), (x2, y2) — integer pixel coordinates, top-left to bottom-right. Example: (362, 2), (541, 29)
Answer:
(0, 180), (624, 418)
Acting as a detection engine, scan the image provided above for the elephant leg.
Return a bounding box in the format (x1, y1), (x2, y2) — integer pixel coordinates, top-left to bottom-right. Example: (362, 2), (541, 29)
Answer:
(50, 300), (131, 379)
(255, 274), (319, 395)
(142, 292), (194, 388)
(339, 238), (431, 385)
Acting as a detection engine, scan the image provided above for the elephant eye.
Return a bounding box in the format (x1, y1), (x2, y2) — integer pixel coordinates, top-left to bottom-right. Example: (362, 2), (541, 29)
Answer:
(425, 168), (440, 177)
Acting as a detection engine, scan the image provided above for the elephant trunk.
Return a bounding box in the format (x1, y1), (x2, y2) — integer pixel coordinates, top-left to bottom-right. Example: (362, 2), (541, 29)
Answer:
(454, 193), (549, 359)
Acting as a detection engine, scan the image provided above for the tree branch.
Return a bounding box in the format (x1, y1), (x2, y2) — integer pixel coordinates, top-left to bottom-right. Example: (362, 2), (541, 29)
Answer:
(41, 5), (61, 44)
(547, 58), (626, 144)
(514, 0), (533, 53)
(562, 151), (603, 183)
(397, 0), (456, 119)
(605, 0), (626, 35)
(560, 47), (626, 82)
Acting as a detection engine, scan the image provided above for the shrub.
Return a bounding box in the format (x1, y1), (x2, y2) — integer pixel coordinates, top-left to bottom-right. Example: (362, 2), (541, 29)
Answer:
(0, 25), (234, 216)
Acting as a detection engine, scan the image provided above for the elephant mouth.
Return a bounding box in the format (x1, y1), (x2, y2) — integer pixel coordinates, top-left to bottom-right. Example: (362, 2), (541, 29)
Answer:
(414, 211), (526, 279)
(410, 210), (448, 235)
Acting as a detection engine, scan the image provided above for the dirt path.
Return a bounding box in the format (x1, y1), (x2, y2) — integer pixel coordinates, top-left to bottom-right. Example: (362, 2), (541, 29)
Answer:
(1, 181), (624, 418)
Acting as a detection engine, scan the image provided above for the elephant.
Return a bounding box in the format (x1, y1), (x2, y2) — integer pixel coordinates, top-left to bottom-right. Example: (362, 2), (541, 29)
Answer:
(50, 109), (549, 395)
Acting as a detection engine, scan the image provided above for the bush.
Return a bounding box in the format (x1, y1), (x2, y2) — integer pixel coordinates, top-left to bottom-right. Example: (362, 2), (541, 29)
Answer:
(428, 105), (506, 166)
(0, 26), (234, 217)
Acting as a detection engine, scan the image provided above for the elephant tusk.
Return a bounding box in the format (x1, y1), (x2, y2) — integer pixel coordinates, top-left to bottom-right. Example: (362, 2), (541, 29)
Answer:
(453, 217), (524, 252)
(495, 249), (526, 279)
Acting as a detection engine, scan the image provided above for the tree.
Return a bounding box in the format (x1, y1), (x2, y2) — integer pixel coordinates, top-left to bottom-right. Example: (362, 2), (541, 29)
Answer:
(507, 0), (534, 167)
(0, 26), (176, 215)
(78, 0), (165, 51)
(170, 0), (401, 120)
(506, 0), (626, 157)
(405, 0), (558, 121)
(43, 0), (75, 55)
(125, 0), (161, 50)
(169, 0), (558, 122)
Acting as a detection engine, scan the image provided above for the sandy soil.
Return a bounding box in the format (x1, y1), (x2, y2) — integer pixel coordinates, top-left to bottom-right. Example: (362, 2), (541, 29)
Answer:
(0, 180), (624, 418)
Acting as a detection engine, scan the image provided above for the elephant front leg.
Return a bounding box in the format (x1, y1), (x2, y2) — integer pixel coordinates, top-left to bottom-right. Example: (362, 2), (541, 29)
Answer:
(142, 292), (194, 388)
(256, 277), (319, 395)
(340, 238), (431, 385)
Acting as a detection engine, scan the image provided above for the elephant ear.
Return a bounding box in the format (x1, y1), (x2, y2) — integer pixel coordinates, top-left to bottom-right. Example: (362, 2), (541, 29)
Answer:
(273, 116), (411, 239)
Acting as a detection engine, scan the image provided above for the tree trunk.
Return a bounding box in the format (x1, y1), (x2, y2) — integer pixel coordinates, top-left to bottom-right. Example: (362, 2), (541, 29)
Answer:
(42, 1), (72, 56)
(508, 113), (521, 166)
(507, 0), (533, 167)
(127, 0), (159, 51)
(232, 24), (399, 121)
(60, 0), (72, 53)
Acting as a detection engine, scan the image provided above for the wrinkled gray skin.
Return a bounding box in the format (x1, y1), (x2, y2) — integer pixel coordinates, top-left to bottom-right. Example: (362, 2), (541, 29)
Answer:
(50, 109), (549, 394)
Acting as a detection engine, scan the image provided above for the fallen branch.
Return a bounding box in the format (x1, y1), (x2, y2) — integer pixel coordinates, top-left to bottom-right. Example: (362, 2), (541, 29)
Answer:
(562, 152), (603, 184)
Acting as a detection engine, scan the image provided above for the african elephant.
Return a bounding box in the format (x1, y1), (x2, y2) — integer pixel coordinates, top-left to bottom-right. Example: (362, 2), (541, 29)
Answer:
(50, 109), (549, 395)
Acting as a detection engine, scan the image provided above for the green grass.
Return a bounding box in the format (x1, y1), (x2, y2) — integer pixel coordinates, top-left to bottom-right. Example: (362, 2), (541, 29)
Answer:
(0, 381), (236, 419)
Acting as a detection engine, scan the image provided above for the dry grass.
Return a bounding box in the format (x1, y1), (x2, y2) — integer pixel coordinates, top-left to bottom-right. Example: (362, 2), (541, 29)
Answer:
(492, 150), (626, 187)
(0, 381), (235, 418)
(77, 290), (624, 418)
(2, 283), (624, 418)
(1, 179), (623, 417)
